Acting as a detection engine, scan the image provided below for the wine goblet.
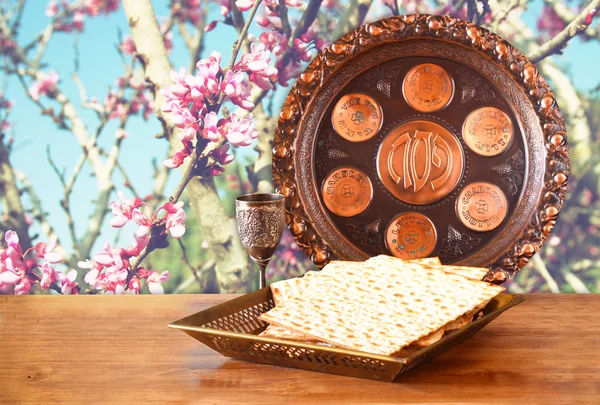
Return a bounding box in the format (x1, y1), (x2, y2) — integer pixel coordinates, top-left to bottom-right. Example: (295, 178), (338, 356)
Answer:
(235, 193), (285, 289)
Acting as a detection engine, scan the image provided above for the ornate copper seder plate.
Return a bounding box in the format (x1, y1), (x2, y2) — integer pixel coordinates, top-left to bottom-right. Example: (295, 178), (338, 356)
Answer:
(272, 15), (569, 284)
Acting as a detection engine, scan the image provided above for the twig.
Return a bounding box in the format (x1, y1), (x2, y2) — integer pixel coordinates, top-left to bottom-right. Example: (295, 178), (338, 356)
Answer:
(178, 22), (195, 50)
(277, 1), (293, 39)
(225, 0), (262, 72)
(46, 145), (80, 255)
(529, 0), (600, 63)
(115, 160), (140, 197)
(564, 272), (591, 293)
(531, 254), (560, 293)
(188, 12), (207, 73)
(331, 0), (371, 40)
(547, 0), (600, 41)
(178, 239), (204, 290)
(493, 0), (522, 33)
(13, 169), (73, 267)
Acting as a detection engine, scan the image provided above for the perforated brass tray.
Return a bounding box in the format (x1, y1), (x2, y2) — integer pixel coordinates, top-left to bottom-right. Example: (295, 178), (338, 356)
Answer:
(169, 289), (524, 382)
(272, 14), (570, 284)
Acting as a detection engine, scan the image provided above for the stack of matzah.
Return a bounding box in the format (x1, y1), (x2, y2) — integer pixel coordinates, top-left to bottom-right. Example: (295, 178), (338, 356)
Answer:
(258, 255), (503, 356)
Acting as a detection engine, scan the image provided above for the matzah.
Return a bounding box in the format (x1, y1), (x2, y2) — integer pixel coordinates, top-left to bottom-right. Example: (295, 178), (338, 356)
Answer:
(270, 257), (445, 306)
(366, 255), (488, 280)
(259, 259), (503, 356)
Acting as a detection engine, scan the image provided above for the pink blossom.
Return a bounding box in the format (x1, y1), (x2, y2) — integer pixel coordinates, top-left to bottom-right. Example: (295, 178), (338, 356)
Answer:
(34, 236), (63, 264)
(29, 71), (59, 101)
(201, 111), (220, 142)
(128, 276), (141, 294)
(92, 243), (129, 294)
(210, 166), (225, 176)
(94, 242), (129, 275)
(163, 202), (186, 239)
(195, 51), (222, 101)
(45, 1), (58, 17)
(81, 260), (101, 288)
(537, 5), (567, 38)
(237, 43), (278, 90)
(259, 31), (289, 56)
(236, 0), (255, 11)
(119, 35), (136, 55)
(171, 0), (203, 25)
(132, 208), (152, 228)
(213, 143), (235, 165)
(40, 262), (57, 290)
(0, 231), (25, 288)
(126, 226), (150, 257)
(82, 0), (119, 17)
(14, 278), (31, 295)
(145, 270), (170, 294)
(115, 128), (128, 139)
(163, 143), (193, 169)
(221, 70), (254, 110)
(222, 112), (258, 147)
(58, 269), (79, 295)
(109, 191), (143, 228)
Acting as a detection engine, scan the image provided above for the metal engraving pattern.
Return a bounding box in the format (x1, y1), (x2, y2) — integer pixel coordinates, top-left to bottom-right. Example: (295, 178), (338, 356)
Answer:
(236, 206), (284, 248)
(492, 149), (525, 196)
(456, 67), (496, 104)
(272, 14), (569, 282)
(439, 225), (482, 261)
(346, 220), (384, 254)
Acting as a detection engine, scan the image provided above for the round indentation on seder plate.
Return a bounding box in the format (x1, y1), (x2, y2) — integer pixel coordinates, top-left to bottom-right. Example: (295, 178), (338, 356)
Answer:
(322, 167), (373, 217)
(331, 93), (383, 142)
(385, 212), (437, 259)
(456, 182), (508, 232)
(402, 63), (454, 112)
(463, 107), (514, 156)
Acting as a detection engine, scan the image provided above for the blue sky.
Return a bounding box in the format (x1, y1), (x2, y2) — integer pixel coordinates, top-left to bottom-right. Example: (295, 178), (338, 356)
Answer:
(3, 0), (599, 255)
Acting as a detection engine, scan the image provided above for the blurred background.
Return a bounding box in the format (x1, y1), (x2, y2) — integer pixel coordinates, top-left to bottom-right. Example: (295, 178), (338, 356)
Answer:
(0, 0), (598, 294)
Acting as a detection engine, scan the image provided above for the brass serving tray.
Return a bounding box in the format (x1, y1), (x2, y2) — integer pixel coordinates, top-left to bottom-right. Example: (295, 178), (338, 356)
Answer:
(169, 289), (524, 382)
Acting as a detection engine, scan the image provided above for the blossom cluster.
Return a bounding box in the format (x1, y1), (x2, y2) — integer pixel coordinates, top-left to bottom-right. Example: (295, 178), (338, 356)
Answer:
(0, 30), (16, 54)
(161, 48), (276, 170)
(259, 27), (326, 86)
(0, 231), (77, 295)
(99, 74), (153, 124)
(269, 229), (315, 280)
(29, 71), (59, 101)
(45, 0), (119, 33)
(537, 5), (568, 38)
(0, 92), (14, 135)
(170, 0), (203, 26)
(81, 191), (183, 294)
(119, 19), (173, 56)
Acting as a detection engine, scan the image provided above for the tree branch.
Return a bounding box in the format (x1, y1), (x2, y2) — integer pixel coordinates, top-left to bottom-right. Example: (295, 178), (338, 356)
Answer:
(529, 0), (600, 63)
(188, 12), (207, 73)
(331, 0), (371, 40)
(0, 141), (32, 249)
(123, 0), (255, 292)
(547, 0), (600, 41)
(13, 169), (74, 267)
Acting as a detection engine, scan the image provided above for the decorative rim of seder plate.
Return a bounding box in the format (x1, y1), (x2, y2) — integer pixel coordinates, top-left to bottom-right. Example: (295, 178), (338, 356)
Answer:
(272, 14), (569, 284)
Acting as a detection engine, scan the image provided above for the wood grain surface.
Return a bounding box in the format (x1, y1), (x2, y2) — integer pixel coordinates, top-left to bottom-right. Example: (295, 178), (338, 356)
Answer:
(1, 294), (599, 404)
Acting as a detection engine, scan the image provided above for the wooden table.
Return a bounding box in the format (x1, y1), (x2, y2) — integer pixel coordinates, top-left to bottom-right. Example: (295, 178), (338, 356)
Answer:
(1, 295), (599, 404)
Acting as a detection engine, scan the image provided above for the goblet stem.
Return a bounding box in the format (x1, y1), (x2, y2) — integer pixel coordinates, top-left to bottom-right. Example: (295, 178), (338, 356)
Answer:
(254, 258), (269, 289)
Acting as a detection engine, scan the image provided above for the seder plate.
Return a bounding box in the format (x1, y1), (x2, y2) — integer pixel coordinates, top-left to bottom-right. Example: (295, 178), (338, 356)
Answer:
(272, 15), (569, 284)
